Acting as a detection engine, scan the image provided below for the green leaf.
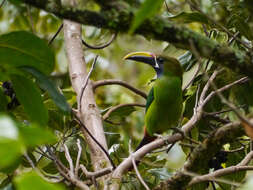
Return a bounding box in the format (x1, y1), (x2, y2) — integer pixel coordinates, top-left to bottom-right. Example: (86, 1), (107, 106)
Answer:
(0, 115), (19, 140)
(178, 51), (193, 69)
(0, 31), (54, 75)
(148, 168), (171, 180)
(238, 177), (253, 190)
(129, 0), (164, 33)
(14, 172), (65, 190)
(11, 75), (48, 126)
(0, 115), (23, 172)
(19, 124), (57, 147)
(219, 151), (246, 190)
(168, 12), (209, 24)
(0, 87), (8, 111)
(22, 67), (71, 114)
(0, 138), (23, 172)
(229, 15), (253, 40)
(42, 162), (58, 174)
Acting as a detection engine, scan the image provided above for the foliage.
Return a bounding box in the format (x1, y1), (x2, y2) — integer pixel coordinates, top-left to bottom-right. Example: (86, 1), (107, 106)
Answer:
(0, 0), (253, 189)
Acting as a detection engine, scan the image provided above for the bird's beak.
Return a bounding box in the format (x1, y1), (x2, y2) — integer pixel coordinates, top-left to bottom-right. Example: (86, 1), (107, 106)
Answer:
(123, 52), (159, 69)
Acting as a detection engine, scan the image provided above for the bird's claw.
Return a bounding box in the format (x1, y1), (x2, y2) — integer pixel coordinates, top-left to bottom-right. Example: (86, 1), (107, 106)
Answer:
(154, 133), (170, 145)
(154, 133), (163, 138)
(171, 127), (185, 138)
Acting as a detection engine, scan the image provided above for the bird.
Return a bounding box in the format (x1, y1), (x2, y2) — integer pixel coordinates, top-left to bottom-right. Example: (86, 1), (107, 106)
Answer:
(123, 52), (183, 151)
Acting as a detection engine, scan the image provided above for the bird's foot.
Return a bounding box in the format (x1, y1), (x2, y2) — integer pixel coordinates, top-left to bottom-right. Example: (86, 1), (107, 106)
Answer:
(171, 127), (185, 139)
(154, 133), (170, 145)
(171, 127), (200, 144)
(154, 133), (163, 138)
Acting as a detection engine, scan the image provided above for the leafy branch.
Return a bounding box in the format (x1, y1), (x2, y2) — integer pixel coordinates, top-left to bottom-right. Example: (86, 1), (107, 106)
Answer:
(20, 0), (253, 78)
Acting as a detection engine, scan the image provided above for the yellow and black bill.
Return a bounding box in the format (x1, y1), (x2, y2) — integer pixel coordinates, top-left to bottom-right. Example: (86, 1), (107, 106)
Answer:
(123, 52), (159, 69)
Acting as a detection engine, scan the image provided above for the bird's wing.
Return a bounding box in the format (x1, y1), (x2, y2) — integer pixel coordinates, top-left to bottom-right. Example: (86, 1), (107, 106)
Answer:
(145, 87), (154, 113)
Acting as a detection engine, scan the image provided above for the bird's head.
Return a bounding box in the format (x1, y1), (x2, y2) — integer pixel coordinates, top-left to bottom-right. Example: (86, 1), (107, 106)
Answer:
(123, 52), (183, 78)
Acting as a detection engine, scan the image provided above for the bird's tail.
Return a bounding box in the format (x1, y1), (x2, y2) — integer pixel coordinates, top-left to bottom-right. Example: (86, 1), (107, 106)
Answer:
(135, 133), (156, 151)
(128, 128), (156, 171)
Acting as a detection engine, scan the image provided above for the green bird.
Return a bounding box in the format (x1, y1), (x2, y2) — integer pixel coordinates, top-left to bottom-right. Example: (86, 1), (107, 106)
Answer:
(124, 52), (183, 151)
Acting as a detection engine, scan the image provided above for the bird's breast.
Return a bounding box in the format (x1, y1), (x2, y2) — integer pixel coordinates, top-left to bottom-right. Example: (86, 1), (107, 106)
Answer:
(145, 76), (183, 135)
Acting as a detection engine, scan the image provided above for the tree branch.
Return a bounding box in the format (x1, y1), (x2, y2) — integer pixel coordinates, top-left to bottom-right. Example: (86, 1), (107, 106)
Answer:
(103, 103), (145, 121)
(189, 151), (253, 186)
(109, 71), (220, 190)
(20, 0), (253, 78)
(63, 12), (111, 175)
(93, 79), (147, 99)
(154, 122), (244, 190)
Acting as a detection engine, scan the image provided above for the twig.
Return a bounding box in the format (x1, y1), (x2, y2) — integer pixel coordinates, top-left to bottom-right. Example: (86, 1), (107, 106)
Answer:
(104, 119), (121, 125)
(181, 71), (219, 133)
(75, 139), (82, 176)
(72, 111), (116, 169)
(203, 114), (230, 124)
(103, 103), (145, 120)
(238, 151), (253, 166)
(82, 33), (117, 49)
(93, 79), (147, 99)
(228, 31), (240, 45)
(189, 159), (253, 186)
(187, 0), (251, 49)
(24, 152), (36, 168)
(204, 105), (246, 116)
(203, 105), (246, 124)
(80, 165), (112, 179)
(224, 146), (244, 153)
(190, 35), (251, 127)
(152, 143), (196, 153)
(64, 143), (74, 174)
(35, 148), (53, 160)
(164, 0), (170, 12)
(129, 141), (150, 190)
(204, 74), (252, 128)
(182, 60), (202, 91)
(48, 23), (63, 45)
(185, 170), (242, 187)
(203, 76), (249, 106)
(48, 145), (90, 190)
(0, 0), (6, 8)
(27, 5), (35, 33)
(47, 146), (72, 174)
(79, 55), (98, 112)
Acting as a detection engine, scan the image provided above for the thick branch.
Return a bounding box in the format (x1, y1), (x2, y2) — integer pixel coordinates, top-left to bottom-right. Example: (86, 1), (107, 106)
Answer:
(189, 151), (253, 186)
(63, 19), (111, 172)
(20, 0), (253, 78)
(154, 122), (244, 190)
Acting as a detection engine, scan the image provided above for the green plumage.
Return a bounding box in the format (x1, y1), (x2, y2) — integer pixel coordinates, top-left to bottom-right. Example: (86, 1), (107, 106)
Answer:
(145, 65), (183, 135)
(124, 52), (183, 150)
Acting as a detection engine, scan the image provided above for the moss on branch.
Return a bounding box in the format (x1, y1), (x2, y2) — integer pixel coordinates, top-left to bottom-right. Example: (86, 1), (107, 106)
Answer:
(21, 0), (253, 78)
(154, 122), (244, 190)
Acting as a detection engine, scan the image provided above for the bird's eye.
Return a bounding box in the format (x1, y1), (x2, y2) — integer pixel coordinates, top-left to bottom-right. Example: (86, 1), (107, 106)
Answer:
(157, 57), (164, 64)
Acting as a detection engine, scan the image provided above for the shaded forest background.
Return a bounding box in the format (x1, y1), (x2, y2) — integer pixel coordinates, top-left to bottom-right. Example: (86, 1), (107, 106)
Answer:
(1, 0), (253, 190)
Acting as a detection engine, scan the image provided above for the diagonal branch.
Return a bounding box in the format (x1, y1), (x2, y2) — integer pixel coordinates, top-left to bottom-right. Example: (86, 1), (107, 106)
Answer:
(109, 71), (219, 190)
(189, 151), (253, 186)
